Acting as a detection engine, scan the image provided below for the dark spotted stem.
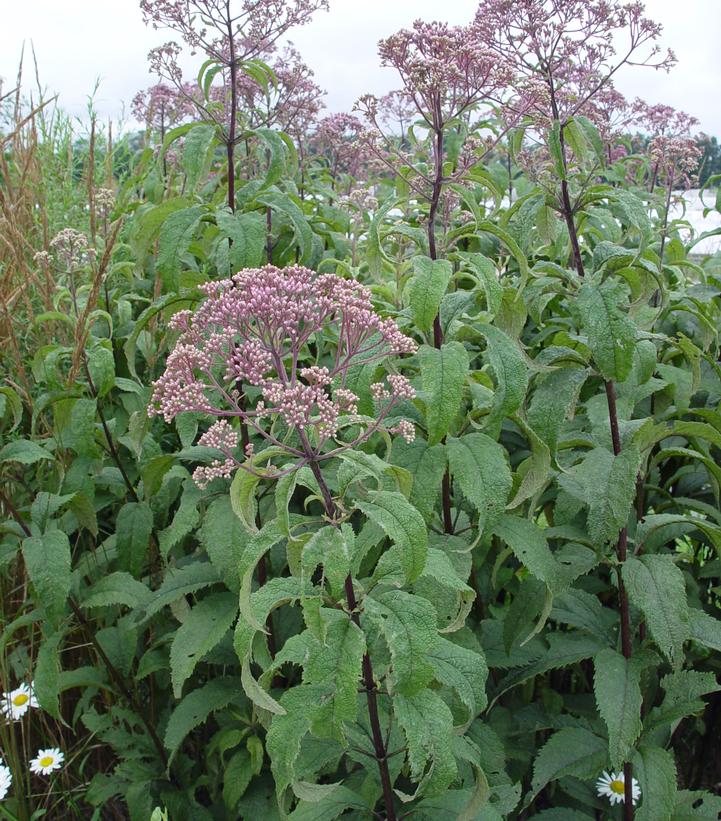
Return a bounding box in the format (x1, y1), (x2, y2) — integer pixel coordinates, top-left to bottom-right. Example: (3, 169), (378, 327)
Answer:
(307, 457), (397, 820)
(549, 79), (635, 816)
(427, 124), (454, 536)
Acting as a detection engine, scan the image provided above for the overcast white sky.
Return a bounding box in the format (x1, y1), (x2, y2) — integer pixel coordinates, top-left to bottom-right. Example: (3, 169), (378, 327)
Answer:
(1, 0), (720, 134)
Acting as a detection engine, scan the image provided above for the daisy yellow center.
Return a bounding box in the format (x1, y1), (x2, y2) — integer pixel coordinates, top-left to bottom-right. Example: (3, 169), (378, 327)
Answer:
(610, 779), (625, 795)
(12, 693), (29, 706)
(39, 756), (54, 768)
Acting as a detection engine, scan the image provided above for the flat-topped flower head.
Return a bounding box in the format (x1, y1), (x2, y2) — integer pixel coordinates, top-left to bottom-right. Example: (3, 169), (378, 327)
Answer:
(150, 265), (417, 483)
(596, 770), (641, 806)
(29, 748), (64, 776)
(1, 682), (38, 721)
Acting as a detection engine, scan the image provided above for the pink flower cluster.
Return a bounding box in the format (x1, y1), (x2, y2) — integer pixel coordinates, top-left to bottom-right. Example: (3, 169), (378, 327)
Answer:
(149, 266), (417, 483)
(648, 135), (701, 188)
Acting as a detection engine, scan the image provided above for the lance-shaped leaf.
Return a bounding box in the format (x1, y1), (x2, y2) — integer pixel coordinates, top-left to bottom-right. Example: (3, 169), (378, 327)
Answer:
(391, 437), (446, 524)
(623, 555), (689, 665)
(418, 342), (469, 445)
(594, 648), (643, 768)
(355, 491), (427, 583)
(633, 745), (677, 821)
(170, 592), (238, 697)
(395, 689), (457, 797)
(492, 514), (567, 594)
(304, 614), (365, 731)
(408, 255), (453, 333)
(575, 446), (642, 546)
(22, 531), (71, 629)
(478, 323), (529, 433)
(576, 279), (636, 382)
(527, 367), (588, 455)
(364, 589), (437, 695)
(459, 252), (502, 317)
(199, 497), (248, 593)
(266, 684), (333, 801)
(528, 727), (607, 805)
(116, 502), (153, 578)
(301, 525), (352, 599)
(446, 433), (512, 533)
(427, 637), (488, 725)
(165, 677), (243, 763)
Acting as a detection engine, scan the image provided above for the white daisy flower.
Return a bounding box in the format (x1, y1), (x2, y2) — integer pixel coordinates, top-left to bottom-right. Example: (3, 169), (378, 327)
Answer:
(596, 770), (641, 805)
(29, 748), (64, 776)
(1, 682), (39, 721)
(0, 762), (12, 800)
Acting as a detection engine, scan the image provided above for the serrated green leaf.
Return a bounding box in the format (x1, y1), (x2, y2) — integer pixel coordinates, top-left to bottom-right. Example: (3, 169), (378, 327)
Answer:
(355, 490), (427, 583)
(478, 323), (529, 432)
(391, 437), (446, 524)
(395, 688), (457, 797)
(529, 727), (606, 803)
(200, 496), (249, 593)
(22, 531), (71, 628)
(492, 514), (567, 594)
(409, 255), (453, 333)
(427, 637), (488, 725)
(81, 572), (152, 610)
(594, 648), (643, 768)
(623, 555), (689, 665)
(305, 615), (365, 730)
(170, 591), (238, 697)
(116, 502), (153, 578)
(633, 745), (677, 821)
(365, 589), (437, 695)
(419, 342), (468, 445)
(0, 439), (53, 465)
(527, 368), (587, 455)
(576, 279), (636, 382)
(164, 677), (243, 762)
(446, 433), (511, 533)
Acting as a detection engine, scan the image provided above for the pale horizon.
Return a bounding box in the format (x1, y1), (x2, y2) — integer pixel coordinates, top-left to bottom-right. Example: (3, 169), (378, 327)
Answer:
(1, 0), (720, 136)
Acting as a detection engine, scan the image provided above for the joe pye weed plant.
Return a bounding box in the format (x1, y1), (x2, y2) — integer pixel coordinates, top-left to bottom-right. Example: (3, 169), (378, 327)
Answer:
(1, 0), (721, 818)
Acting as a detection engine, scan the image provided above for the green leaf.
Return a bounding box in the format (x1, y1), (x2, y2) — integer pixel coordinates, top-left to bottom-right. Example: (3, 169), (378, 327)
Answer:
(182, 124), (216, 191)
(266, 684), (331, 800)
(688, 608), (721, 653)
(364, 589), (437, 695)
(576, 446), (641, 546)
(391, 437), (446, 524)
(427, 637), (488, 724)
(446, 433), (511, 533)
(408, 255), (453, 333)
(529, 728), (606, 804)
(157, 205), (204, 290)
(395, 689), (457, 797)
(289, 786), (370, 820)
(238, 521), (285, 633)
(304, 615), (365, 730)
(418, 342), (469, 445)
(355, 490), (428, 583)
(170, 592), (238, 697)
(576, 279), (636, 382)
(22, 531), (71, 628)
(230, 466), (262, 533)
(164, 676), (243, 762)
(492, 515), (567, 594)
(158, 480), (202, 558)
(459, 252), (502, 317)
(143, 562), (220, 619)
(594, 648), (643, 768)
(301, 525), (351, 599)
(0, 439), (53, 465)
(116, 502), (154, 578)
(478, 323), (529, 432)
(527, 368), (587, 455)
(200, 497), (249, 593)
(81, 572), (151, 610)
(34, 630), (63, 721)
(235, 576), (303, 661)
(633, 745), (677, 821)
(623, 555), (689, 665)
(215, 210), (266, 271)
